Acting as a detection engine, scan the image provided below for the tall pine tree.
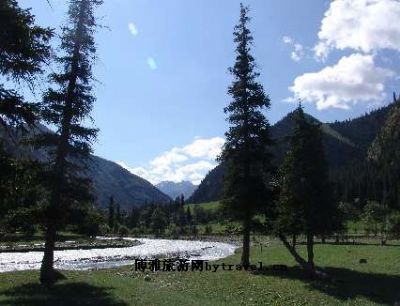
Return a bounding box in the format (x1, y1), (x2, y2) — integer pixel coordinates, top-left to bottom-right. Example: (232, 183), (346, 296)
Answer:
(276, 104), (340, 275)
(0, 0), (52, 229)
(38, 0), (103, 286)
(0, 0), (52, 129)
(219, 4), (273, 267)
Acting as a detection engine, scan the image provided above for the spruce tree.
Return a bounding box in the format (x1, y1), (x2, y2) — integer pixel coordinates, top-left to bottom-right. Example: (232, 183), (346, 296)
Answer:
(38, 0), (102, 286)
(150, 207), (167, 237)
(0, 0), (52, 232)
(186, 206), (192, 224)
(0, 0), (52, 129)
(276, 104), (339, 275)
(219, 4), (273, 267)
(116, 203), (121, 224)
(108, 196), (115, 229)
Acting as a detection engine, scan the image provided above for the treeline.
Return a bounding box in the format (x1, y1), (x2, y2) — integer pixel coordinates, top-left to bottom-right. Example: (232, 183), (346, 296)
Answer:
(331, 94), (400, 243)
(101, 196), (222, 237)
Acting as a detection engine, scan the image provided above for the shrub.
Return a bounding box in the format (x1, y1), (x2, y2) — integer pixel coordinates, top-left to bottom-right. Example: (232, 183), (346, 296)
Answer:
(204, 225), (213, 235)
(118, 225), (130, 237)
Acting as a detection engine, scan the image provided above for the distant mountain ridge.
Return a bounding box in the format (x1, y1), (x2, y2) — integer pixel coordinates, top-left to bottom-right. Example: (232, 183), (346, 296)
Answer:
(88, 156), (171, 210)
(188, 103), (394, 203)
(156, 181), (198, 200)
(0, 125), (171, 210)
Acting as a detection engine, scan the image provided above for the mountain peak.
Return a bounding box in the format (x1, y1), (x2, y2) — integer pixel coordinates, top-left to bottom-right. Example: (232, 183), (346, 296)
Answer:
(156, 181), (198, 199)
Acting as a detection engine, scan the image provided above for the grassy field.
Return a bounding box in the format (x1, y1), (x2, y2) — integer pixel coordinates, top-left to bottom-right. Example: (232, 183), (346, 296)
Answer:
(1, 241), (399, 305)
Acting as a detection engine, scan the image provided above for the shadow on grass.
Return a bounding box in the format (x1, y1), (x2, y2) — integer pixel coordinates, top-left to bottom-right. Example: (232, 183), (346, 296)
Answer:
(254, 266), (400, 305)
(0, 282), (128, 306)
(311, 241), (400, 247)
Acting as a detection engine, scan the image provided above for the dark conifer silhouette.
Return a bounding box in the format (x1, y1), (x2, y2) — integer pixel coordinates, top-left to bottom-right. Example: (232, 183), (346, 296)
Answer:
(0, 0), (52, 229)
(219, 3), (274, 267)
(38, 0), (103, 286)
(0, 0), (52, 130)
(108, 196), (115, 229)
(276, 104), (340, 275)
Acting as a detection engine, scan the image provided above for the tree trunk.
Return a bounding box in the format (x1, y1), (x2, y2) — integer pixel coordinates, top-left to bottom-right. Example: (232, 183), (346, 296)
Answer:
(40, 224), (56, 286)
(279, 234), (317, 277)
(292, 234), (296, 249)
(321, 234), (326, 244)
(306, 232), (314, 270)
(241, 219), (250, 267)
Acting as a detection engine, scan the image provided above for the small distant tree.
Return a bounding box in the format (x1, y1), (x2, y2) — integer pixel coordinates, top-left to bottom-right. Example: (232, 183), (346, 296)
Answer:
(362, 201), (389, 240)
(77, 207), (103, 237)
(275, 105), (340, 275)
(166, 222), (180, 238)
(150, 207), (167, 236)
(204, 225), (213, 235)
(219, 3), (274, 267)
(118, 225), (129, 238)
(193, 205), (207, 224)
(388, 212), (400, 238)
(139, 205), (153, 228)
(108, 196), (115, 229)
(177, 205), (186, 227)
(128, 207), (139, 229)
(186, 207), (192, 224)
(189, 224), (198, 236)
(337, 202), (361, 235)
(116, 203), (121, 224)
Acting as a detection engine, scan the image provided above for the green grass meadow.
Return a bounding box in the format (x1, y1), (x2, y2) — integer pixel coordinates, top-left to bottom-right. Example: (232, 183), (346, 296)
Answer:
(1, 242), (399, 305)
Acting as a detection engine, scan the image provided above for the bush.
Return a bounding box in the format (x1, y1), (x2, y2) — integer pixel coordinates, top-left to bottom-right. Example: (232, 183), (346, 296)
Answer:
(129, 227), (141, 236)
(362, 201), (388, 236)
(118, 225), (130, 237)
(224, 224), (239, 235)
(204, 225), (213, 235)
(388, 212), (400, 238)
(165, 223), (180, 239)
(189, 225), (198, 236)
(98, 224), (111, 235)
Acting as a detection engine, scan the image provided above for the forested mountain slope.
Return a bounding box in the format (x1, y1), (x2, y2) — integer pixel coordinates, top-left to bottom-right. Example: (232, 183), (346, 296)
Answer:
(189, 103), (393, 203)
(0, 125), (171, 210)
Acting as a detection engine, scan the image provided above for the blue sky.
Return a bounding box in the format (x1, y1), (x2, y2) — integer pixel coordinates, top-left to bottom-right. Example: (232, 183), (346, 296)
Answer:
(19, 0), (400, 184)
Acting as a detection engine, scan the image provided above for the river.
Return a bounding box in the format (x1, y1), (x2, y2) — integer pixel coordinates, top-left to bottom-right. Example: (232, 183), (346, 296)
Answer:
(0, 238), (237, 272)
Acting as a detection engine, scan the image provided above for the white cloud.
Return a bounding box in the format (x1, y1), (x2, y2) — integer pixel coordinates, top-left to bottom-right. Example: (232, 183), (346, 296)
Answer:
(314, 0), (400, 59)
(288, 54), (394, 110)
(181, 137), (225, 160)
(282, 35), (304, 62)
(147, 57), (157, 70)
(282, 36), (293, 44)
(291, 44), (304, 62)
(118, 137), (225, 185)
(151, 151), (188, 168)
(128, 22), (138, 36)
